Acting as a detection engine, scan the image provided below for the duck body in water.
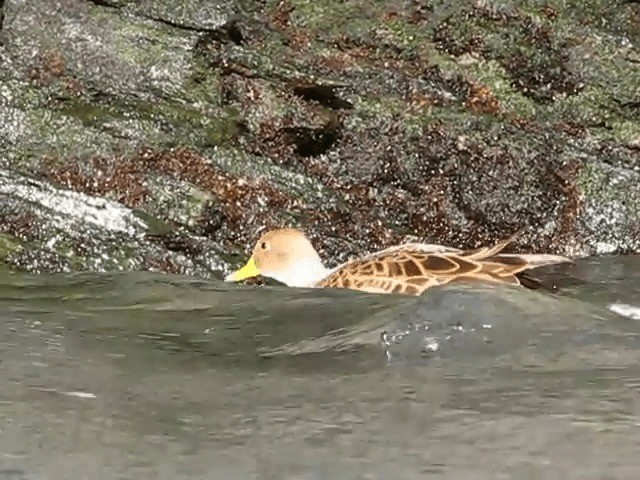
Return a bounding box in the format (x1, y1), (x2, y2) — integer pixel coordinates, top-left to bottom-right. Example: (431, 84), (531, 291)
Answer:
(225, 228), (572, 295)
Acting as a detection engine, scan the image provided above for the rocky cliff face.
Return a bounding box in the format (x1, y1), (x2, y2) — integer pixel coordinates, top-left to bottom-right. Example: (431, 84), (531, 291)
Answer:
(0, 0), (638, 277)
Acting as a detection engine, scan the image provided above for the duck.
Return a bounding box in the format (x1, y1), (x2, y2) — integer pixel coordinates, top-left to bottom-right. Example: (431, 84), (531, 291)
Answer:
(224, 228), (572, 295)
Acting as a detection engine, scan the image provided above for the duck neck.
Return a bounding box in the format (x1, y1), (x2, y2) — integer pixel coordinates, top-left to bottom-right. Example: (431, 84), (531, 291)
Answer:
(271, 261), (332, 288)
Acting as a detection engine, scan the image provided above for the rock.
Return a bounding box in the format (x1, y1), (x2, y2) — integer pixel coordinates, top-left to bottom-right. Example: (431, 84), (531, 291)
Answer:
(0, 0), (638, 275)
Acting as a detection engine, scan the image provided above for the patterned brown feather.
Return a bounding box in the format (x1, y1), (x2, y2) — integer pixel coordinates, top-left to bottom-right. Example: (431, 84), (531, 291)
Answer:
(317, 234), (567, 296)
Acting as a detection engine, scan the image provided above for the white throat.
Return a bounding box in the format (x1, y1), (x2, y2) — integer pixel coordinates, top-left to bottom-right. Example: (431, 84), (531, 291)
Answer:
(266, 260), (331, 288)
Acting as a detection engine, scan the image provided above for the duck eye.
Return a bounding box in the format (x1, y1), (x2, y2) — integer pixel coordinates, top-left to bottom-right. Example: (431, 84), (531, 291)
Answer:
(260, 241), (269, 250)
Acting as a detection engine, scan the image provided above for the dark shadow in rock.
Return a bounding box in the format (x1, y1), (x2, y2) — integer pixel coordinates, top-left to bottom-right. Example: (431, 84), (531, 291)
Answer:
(194, 20), (245, 48)
(142, 13), (241, 36)
(288, 80), (353, 110)
(219, 20), (245, 45)
(282, 114), (343, 157)
(86, 0), (120, 8)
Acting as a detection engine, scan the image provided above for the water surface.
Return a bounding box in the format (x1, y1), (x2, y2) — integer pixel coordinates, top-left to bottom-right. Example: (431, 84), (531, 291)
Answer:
(1, 256), (640, 479)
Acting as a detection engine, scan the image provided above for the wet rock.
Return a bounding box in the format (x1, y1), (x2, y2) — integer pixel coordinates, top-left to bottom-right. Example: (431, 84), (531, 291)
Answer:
(0, 0), (638, 276)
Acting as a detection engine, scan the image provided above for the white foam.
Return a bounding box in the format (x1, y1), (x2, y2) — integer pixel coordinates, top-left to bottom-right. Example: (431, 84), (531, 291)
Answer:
(608, 303), (640, 320)
(63, 391), (97, 399)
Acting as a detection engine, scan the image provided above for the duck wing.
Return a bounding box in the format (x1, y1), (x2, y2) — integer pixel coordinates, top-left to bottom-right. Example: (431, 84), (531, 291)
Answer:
(318, 235), (572, 296)
(317, 245), (491, 295)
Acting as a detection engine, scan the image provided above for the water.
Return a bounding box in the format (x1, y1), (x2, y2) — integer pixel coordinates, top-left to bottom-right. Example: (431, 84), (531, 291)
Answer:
(1, 256), (640, 479)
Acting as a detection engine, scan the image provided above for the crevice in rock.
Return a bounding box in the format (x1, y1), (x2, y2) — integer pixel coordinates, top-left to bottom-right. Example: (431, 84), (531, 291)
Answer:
(287, 80), (353, 110)
(0, 0), (5, 32)
(85, 0), (121, 8)
(282, 114), (343, 157)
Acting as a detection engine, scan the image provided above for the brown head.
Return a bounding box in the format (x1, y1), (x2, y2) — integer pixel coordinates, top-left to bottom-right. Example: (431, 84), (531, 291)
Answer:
(224, 228), (330, 287)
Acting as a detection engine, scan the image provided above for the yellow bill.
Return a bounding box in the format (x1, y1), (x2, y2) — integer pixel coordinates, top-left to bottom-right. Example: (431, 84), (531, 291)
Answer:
(224, 257), (261, 282)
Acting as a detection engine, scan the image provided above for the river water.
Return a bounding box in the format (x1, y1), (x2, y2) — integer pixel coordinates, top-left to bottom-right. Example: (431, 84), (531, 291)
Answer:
(1, 256), (639, 479)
